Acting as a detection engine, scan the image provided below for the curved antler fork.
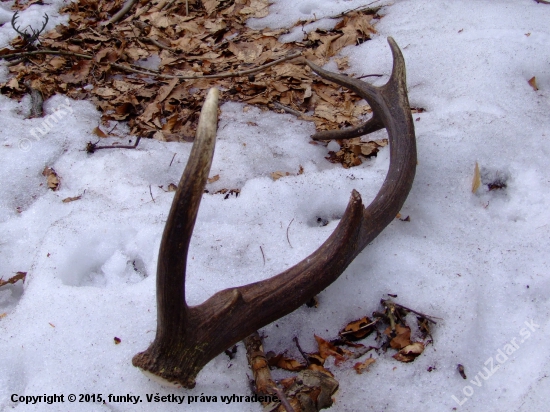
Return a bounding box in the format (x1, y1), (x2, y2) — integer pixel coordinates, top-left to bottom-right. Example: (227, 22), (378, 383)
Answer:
(132, 37), (417, 388)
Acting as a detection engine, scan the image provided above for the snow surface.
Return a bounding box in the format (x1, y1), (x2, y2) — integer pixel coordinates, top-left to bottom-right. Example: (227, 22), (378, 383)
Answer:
(1, 0), (550, 411)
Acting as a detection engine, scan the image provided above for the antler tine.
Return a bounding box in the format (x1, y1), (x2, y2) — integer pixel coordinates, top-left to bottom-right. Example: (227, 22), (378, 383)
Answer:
(308, 37), (412, 143)
(28, 13), (49, 44)
(10, 12), (49, 45)
(132, 88), (220, 388)
(36, 13), (49, 36)
(306, 37), (416, 249)
(156, 87), (218, 331)
(133, 38), (416, 389)
(11, 12), (26, 38)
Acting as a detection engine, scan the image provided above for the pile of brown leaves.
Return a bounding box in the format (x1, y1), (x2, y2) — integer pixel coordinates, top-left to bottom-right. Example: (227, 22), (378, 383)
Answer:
(1, 0), (385, 167)
(265, 297), (436, 378)
(242, 297), (437, 411)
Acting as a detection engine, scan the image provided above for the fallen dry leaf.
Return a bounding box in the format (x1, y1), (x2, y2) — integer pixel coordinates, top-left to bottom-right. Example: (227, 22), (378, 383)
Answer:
(314, 335), (351, 364)
(307, 363), (335, 377)
(207, 174), (220, 183)
(472, 162), (481, 193)
(212, 188), (241, 199)
(326, 138), (387, 168)
(62, 195), (82, 203)
(0, 0), (381, 171)
(384, 324), (412, 350)
(93, 126), (108, 137)
(42, 167), (60, 191)
(279, 376), (297, 390)
(271, 171), (290, 181)
(393, 342), (425, 363)
(339, 316), (375, 340)
(307, 353), (326, 367)
(275, 369), (338, 411)
(0, 272), (26, 288)
(59, 60), (92, 84)
(417, 317), (432, 339)
(458, 363), (467, 379)
(228, 41), (263, 63)
(334, 56), (350, 71)
(268, 353), (306, 372)
(528, 76), (539, 91)
(354, 356), (376, 374)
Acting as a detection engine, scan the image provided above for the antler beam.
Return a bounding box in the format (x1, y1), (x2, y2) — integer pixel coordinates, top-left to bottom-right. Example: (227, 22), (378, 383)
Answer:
(133, 37), (417, 388)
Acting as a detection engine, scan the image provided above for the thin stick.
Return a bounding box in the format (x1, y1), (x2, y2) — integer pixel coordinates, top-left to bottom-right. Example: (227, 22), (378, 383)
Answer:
(339, 318), (380, 336)
(270, 386), (295, 412)
(292, 336), (310, 366)
(92, 136), (142, 151)
(113, 53), (303, 80)
(297, 0), (382, 25)
(1, 50), (302, 81)
(259, 246), (266, 266)
(140, 37), (176, 52)
(286, 218), (294, 248)
(381, 299), (440, 324)
(149, 185), (155, 203)
(169, 153), (177, 167)
(244, 332), (295, 412)
(243, 332), (277, 394)
(1, 49), (92, 60)
(6, 57), (25, 66)
(161, 0), (178, 11)
(357, 74), (383, 79)
(92, 144), (138, 150)
(101, 0), (138, 26)
(327, 1), (383, 19)
(175, 51), (302, 80)
(273, 101), (304, 118)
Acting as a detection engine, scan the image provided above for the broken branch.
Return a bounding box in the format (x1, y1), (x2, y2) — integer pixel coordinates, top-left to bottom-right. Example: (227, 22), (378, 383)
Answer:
(0, 50), (302, 81)
(101, 0), (138, 26)
(244, 332), (295, 412)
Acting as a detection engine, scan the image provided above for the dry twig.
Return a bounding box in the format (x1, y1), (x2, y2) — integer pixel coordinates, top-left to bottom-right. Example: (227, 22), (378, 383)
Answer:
(273, 102), (304, 118)
(244, 332), (294, 412)
(101, 0), (138, 26)
(1, 50), (302, 80)
(286, 218), (294, 248)
(260, 246), (266, 266)
(87, 136), (142, 153)
(381, 299), (440, 324)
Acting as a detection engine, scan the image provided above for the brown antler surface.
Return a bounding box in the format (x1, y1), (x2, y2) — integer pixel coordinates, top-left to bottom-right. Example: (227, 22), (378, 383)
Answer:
(133, 37), (417, 388)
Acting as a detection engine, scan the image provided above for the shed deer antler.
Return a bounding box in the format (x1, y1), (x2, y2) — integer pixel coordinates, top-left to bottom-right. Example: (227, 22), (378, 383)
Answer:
(133, 37), (417, 388)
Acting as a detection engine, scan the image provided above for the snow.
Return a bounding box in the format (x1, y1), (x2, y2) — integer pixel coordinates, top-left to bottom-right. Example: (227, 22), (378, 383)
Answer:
(1, 0), (550, 411)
